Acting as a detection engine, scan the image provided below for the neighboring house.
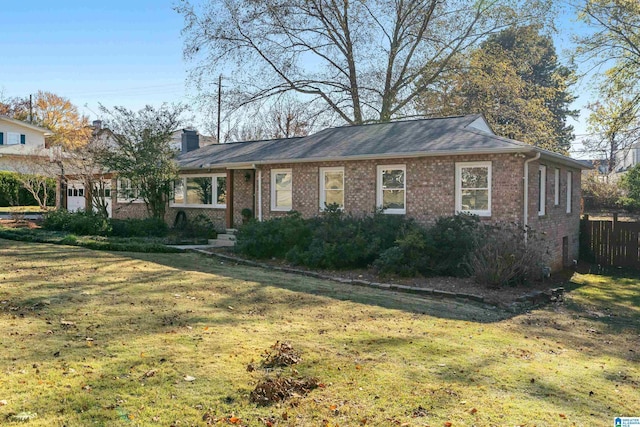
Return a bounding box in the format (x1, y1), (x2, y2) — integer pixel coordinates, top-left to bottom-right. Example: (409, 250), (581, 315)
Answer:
(111, 114), (588, 270)
(615, 143), (640, 173)
(61, 128), (201, 218)
(0, 115), (54, 173)
(580, 159), (610, 175)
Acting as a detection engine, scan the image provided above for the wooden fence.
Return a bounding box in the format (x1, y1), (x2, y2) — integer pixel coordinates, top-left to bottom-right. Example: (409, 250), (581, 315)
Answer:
(582, 214), (640, 269)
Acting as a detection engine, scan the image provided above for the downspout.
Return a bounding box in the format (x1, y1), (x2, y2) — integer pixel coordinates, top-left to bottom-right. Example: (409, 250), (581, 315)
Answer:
(257, 169), (262, 221)
(523, 152), (541, 244)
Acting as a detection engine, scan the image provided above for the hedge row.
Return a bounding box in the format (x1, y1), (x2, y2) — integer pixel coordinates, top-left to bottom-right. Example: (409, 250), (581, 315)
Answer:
(235, 211), (550, 287)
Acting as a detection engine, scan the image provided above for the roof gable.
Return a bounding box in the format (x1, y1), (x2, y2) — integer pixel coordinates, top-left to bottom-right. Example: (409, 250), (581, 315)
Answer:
(0, 116), (52, 135)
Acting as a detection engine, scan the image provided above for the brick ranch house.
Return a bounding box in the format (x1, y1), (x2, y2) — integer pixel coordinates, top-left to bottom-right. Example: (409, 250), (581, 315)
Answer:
(107, 114), (587, 270)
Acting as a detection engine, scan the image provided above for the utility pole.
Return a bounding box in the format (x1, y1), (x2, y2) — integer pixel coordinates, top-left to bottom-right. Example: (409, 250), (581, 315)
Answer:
(29, 94), (33, 123)
(217, 74), (222, 144)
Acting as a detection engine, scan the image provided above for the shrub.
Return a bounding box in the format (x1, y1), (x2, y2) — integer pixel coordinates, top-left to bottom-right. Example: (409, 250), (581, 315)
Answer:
(43, 210), (111, 236)
(469, 223), (550, 287)
(235, 211), (311, 259)
(111, 217), (168, 237)
(373, 214), (482, 277)
(421, 214), (483, 276)
(181, 213), (217, 239)
(286, 216), (377, 269)
(373, 226), (429, 277)
(237, 210), (414, 269)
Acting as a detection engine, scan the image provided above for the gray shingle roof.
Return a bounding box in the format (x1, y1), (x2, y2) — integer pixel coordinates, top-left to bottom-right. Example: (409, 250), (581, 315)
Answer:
(178, 114), (586, 170)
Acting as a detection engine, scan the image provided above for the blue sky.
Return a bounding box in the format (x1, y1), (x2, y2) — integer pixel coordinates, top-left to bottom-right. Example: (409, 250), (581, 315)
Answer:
(0, 1), (189, 117)
(1, 1), (595, 155)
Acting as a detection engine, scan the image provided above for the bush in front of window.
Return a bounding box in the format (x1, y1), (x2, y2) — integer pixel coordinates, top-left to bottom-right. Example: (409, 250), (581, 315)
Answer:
(181, 214), (217, 239)
(235, 210), (412, 269)
(235, 211), (312, 259)
(110, 217), (169, 238)
(373, 214), (482, 278)
(43, 209), (112, 236)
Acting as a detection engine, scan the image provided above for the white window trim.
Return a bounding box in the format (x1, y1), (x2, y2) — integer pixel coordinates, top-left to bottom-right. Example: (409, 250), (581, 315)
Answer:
(271, 168), (293, 212)
(116, 178), (144, 203)
(554, 168), (560, 206)
(566, 171), (573, 214)
(319, 167), (345, 211)
(455, 161), (492, 217)
(377, 164), (406, 215)
(7, 132), (20, 145)
(170, 174), (227, 209)
(538, 165), (547, 216)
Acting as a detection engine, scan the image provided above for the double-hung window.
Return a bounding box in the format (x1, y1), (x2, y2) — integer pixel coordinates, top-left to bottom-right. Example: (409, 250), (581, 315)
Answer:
(455, 161), (491, 216)
(7, 133), (20, 145)
(172, 174), (226, 208)
(271, 169), (292, 211)
(538, 165), (547, 216)
(320, 167), (344, 210)
(377, 165), (406, 214)
(117, 178), (142, 203)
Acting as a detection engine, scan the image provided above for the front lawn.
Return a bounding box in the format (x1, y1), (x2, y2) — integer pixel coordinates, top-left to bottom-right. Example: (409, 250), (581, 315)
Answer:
(0, 239), (638, 426)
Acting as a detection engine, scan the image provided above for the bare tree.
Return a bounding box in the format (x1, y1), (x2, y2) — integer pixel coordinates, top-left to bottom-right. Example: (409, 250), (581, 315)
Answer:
(584, 96), (640, 173)
(9, 154), (61, 210)
(177, 0), (552, 125)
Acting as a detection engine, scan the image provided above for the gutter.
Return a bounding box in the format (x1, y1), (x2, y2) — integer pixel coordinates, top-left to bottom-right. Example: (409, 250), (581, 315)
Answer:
(178, 147), (538, 171)
(523, 152), (541, 243)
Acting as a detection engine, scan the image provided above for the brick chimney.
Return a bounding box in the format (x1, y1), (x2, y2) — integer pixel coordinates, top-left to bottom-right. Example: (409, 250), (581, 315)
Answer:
(181, 129), (200, 153)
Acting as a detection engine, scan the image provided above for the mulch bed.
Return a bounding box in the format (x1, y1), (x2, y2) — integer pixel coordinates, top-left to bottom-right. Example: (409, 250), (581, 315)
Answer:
(206, 247), (574, 308)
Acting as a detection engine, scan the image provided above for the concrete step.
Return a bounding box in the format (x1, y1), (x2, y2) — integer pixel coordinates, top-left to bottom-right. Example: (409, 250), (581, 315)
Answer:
(217, 234), (237, 241)
(226, 228), (237, 235)
(210, 239), (235, 247)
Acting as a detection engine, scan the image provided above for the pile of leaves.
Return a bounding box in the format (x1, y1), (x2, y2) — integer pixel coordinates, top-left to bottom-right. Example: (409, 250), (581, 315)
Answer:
(247, 341), (321, 406)
(247, 341), (301, 371)
(250, 377), (321, 406)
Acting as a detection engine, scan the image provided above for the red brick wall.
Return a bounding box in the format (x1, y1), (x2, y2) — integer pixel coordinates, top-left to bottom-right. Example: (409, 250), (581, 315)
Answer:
(110, 154), (583, 270)
(257, 154), (581, 271)
(527, 160), (582, 270)
(232, 169), (255, 229)
(258, 154), (524, 224)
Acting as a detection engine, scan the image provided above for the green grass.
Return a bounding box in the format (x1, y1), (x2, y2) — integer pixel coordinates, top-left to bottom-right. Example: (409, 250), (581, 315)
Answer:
(0, 238), (639, 426)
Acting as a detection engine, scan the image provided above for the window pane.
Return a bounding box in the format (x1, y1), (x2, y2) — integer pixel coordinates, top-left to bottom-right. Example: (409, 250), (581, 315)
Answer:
(325, 190), (344, 207)
(276, 172), (292, 190)
(216, 176), (227, 205)
(324, 172), (343, 190)
(276, 190), (292, 208)
(461, 190), (489, 211)
(186, 177), (212, 205)
(382, 169), (404, 189)
(173, 179), (184, 204)
(382, 189), (405, 209)
(461, 167), (488, 189)
(7, 133), (20, 145)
